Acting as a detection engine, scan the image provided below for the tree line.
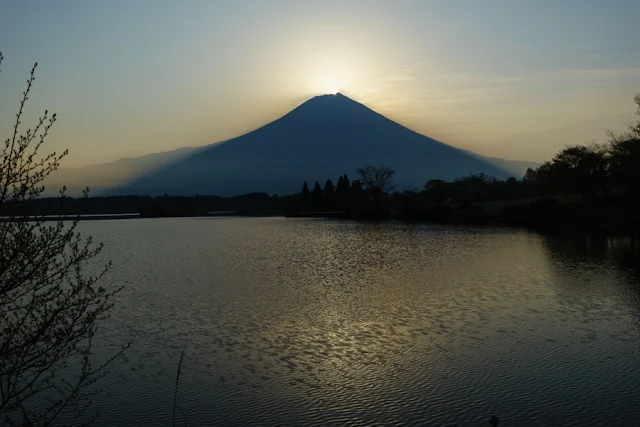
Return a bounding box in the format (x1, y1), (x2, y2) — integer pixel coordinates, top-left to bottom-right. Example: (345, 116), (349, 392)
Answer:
(25, 192), (281, 217)
(523, 96), (640, 199)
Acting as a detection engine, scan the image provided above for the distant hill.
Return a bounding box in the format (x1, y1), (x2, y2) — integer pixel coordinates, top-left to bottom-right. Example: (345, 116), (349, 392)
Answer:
(44, 146), (200, 195)
(46, 93), (537, 196)
(460, 150), (540, 177)
(485, 157), (540, 176)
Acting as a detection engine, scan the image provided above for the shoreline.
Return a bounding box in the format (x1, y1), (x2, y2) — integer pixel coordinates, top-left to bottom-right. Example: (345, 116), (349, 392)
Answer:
(5, 208), (640, 238)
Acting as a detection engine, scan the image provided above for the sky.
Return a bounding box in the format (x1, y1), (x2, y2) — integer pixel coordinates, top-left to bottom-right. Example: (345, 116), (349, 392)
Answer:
(1, 0), (640, 167)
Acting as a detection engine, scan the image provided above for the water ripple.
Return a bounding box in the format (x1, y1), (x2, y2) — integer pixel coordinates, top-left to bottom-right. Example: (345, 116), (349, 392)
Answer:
(70, 218), (640, 426)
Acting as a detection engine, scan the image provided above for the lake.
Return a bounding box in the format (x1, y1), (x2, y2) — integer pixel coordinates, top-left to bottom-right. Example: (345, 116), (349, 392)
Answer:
(78, 217), (640, 426)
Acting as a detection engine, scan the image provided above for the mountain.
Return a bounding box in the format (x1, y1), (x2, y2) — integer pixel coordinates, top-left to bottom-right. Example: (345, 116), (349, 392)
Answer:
(45, 93), (535, 196)
(109, 93), (532, 196)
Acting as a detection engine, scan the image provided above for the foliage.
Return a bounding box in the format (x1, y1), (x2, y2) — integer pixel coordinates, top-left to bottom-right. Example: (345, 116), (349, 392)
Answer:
(534, 144), (610, 198)
(355, 165), (396, 197)
(300, 181), (310, 207)
(607, 98), (640, 191)
(335, 175), (350, 208)
(323, 179), (334, 196)
(323, 179), (335, 208)
(529, 94), (640, 198)
(423, 179), (448, 202)
(311, 181), (323, 208)
(0, 54), (127, 426)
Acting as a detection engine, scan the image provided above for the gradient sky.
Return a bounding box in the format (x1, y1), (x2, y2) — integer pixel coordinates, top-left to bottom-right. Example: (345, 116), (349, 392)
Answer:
(1, 0), (640, 167)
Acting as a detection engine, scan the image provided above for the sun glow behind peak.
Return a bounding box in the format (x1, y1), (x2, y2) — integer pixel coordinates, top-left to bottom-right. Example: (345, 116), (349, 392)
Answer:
(313, 65), (353, 96)
(323, 76), (342, 95)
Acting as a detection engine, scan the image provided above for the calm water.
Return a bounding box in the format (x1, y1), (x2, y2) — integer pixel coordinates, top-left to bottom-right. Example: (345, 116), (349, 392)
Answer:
(77, 218), (640, 426)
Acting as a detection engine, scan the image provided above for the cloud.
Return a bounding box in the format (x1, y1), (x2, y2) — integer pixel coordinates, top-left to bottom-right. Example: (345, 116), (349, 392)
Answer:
(360, 67), (417, 95)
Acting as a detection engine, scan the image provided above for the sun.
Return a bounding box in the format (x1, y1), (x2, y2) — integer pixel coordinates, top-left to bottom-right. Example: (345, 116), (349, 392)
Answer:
(309, 65), (351, 95)
(323, 76), (342, 95)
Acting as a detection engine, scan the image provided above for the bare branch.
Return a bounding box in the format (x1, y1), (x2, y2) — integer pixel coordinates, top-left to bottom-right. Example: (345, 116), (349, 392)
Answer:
(1, 54), (126, 426)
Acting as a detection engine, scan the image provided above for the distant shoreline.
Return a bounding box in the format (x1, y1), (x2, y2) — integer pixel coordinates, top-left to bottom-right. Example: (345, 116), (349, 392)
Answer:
(0, 213), (141, 222)
(0, 211), (286, 222)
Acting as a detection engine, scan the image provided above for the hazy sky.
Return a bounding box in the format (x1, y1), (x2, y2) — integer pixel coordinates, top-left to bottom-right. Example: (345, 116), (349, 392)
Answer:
(2, 0), (640, 166)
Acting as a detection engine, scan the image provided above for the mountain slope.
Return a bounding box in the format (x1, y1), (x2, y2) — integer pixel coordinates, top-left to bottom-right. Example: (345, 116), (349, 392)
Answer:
(117, 93), (517, 196)
(460, 149), (540, 176)
(483, 157), (540, 176)
(44, 146), (200, 195)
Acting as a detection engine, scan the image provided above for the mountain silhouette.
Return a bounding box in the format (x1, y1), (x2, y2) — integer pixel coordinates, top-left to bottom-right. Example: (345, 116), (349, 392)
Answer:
(114, 93), (516, 196)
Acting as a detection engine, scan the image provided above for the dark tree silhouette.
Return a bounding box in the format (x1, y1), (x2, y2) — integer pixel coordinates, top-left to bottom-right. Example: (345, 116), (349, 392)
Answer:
(311, 181), (323, 208)
(324, 179), (334, 194)
(523, 167), (537, 183)
(423, 179), (449, 202)
(547, 145), (608, 199)
(453, 172), (494, 201)
(607, 95), (640, 192)
(342, 174), (351, 191)
(301, 181), (310, 206)
(335, 175), (351, 210)
(350, 179), (363, 197)
(609, 132), (640, 191)
(324, 179), (335, 209)
(335, 175), (344, 195)
(0, 54), (127, 426)
(355, 165), (396, 203)
(323, 179), (334, 196)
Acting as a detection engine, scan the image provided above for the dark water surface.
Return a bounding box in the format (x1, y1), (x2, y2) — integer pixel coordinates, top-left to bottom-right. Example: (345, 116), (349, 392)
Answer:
(78, 218), (640, 426)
